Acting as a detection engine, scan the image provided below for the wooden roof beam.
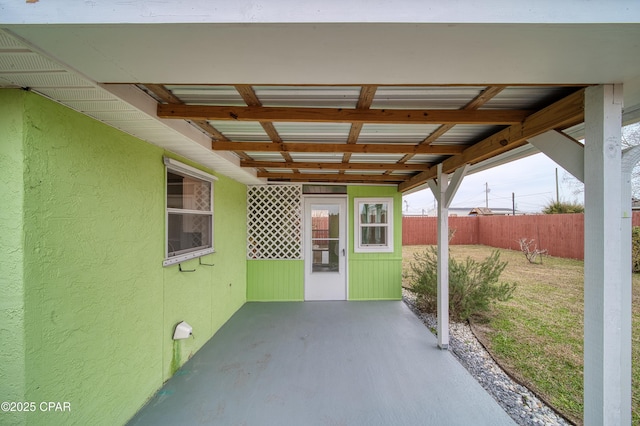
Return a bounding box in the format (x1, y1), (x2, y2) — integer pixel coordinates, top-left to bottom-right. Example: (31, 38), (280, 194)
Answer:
(241, 160), (430, 171)
(398, 88), (586, 192)
(212, 141), (464, 155)
(342, 85), (378, 164)
(144, 84), (253, 161)
(234, 84), (295, 166)
(257, 172), (407, 182)
(158, 104), (531, 124)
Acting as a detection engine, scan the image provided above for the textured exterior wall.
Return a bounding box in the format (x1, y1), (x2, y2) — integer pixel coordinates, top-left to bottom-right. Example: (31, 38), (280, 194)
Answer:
(0, 90), (27, 425)
(4, 90), (247, 425)
(246, 260), (304, 301)
(348, 186), (402, 300)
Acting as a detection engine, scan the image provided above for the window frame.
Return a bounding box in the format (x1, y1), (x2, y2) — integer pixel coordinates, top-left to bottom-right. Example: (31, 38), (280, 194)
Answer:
(163, 157), (217, 266)
(354, 197), (394, 253)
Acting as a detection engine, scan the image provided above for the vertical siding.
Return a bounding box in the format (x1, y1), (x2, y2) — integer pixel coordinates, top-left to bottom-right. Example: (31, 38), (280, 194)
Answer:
(348, 186), (402, 300)
(349, 257), (402, 300)
(247, 260), (304, 301)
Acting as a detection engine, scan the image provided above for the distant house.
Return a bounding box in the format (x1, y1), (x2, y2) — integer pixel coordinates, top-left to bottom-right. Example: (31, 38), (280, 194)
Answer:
(468, 207), (493, 216)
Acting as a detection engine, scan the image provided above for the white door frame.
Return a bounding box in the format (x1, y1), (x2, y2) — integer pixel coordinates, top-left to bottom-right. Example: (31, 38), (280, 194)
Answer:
(303, 196), (348, 300)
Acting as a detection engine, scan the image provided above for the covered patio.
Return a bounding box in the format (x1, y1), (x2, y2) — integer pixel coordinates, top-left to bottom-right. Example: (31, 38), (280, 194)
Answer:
(128, 301), (514, 425)
(2, 3), (640, 425)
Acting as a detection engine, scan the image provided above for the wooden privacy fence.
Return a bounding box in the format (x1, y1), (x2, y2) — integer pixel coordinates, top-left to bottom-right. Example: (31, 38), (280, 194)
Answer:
(403, 212), (640, 260)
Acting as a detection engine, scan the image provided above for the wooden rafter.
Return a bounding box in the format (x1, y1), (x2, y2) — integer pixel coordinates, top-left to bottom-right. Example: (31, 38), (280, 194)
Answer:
(398, 88), (586, 192)
(394, 86), (506, 167)
(342, 85), (377, 164)
(241, 160), (430, 171)
(146, 83), (588, 187)
(212, 141), (464, 155)
(143, 83), (253, 161)
(257, 172), (408, 182)
(234, 84), (295, 167)
(158, 104), (530, 124)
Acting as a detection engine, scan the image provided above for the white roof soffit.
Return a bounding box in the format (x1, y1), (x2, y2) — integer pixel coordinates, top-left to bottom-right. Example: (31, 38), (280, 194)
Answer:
(0, 29), (262, 185)
(1, 0), (640, 24)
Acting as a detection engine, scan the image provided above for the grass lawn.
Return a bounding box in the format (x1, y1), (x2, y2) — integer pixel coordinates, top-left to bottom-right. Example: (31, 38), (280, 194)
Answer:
(402, 244), (639, 426)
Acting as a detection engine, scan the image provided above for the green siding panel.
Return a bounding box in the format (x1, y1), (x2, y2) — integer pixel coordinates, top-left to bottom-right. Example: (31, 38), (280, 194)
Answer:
(0, 90), (27, 425)
(347, 186), (402, 300)
(8, 90), (247, 425)
(247, 260), (304, 301)
(349, 259), (403, 300)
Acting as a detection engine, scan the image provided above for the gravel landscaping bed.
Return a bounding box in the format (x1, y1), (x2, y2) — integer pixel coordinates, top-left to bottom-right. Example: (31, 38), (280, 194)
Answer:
(403, 291), (572, 426)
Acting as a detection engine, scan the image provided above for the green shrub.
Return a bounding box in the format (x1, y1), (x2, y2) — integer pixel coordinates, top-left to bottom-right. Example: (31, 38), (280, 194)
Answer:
(408, 247), (517, 321)
(633, 226), (640, 273)
(542, 201), (584, 214)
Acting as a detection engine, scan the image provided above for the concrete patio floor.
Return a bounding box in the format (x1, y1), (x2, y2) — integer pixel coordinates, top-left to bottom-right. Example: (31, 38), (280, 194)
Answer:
(128, 301), (515, 425)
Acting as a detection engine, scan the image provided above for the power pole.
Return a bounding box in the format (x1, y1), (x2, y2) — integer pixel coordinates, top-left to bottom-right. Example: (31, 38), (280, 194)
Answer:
(512, 192), (515, 216)
(485, 182), (490, 208)
(556, 167), (560, 203)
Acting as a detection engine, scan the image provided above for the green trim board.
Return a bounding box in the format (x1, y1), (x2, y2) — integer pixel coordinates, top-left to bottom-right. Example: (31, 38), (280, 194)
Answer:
(1, 89), (248, 425)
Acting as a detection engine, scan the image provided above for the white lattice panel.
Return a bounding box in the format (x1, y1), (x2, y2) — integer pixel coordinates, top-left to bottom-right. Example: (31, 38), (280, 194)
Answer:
(247, 185), (303, 260)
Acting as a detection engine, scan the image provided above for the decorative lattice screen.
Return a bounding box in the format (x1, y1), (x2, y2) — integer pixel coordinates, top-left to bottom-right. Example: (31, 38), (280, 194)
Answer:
(247, 185), (303, 259)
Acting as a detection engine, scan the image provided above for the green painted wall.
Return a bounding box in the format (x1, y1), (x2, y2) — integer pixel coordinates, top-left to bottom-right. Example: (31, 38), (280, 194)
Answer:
(247, 260), (304, 301)
(1, 89), (247, 425)
(0, 90), (27, 425)
(348, 186), (403, 300)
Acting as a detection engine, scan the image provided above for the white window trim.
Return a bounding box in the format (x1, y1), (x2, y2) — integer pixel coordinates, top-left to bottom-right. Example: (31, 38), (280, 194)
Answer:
(163, 157), (217, 266)
(354, 197), (394, 253)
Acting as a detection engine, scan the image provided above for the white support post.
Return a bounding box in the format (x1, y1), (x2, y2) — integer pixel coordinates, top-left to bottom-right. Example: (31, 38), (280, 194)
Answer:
(436, 165), (449, 350)
(428, 164), (469, 350)
(619, 145), (640, 426)
(583, 84), (626, 425)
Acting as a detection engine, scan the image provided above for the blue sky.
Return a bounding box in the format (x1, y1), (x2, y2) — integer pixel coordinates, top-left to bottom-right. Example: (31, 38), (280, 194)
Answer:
(402, 123), (640, 215)
(402, 152), (584, 215)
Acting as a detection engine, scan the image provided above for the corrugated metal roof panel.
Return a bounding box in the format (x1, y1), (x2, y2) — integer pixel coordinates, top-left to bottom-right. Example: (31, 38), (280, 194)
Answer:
(348, 154), (405, 162)
(274, 122), (350, 142)
(372, 86), (485, 109)
(249, 153), (288, 161)
(289, 153), (345, 161)
(405, 154), (443, 164)
(165, 85), (245, 105)
(359, 123), (437, 143)
(299, 170), (340, 175)
(482, 86), (578, 110)
(253, 86), (360, 108)
(435, 124), (505, 145)
(207, 120), (270, 141)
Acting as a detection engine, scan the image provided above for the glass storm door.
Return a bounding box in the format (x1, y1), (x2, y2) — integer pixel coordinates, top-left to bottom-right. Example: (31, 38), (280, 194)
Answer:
(304, 197), (347, 300)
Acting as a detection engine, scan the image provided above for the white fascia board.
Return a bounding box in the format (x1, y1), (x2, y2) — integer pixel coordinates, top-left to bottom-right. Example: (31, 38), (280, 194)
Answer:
(2, 0), (640, 24)
(101, 84), (262, 184)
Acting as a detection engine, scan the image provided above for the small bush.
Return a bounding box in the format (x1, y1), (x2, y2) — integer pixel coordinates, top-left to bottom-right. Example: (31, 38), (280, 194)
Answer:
(408, 247), (517, 321)
(542, 201), (584, 214)
(633, 226), (640, 273)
